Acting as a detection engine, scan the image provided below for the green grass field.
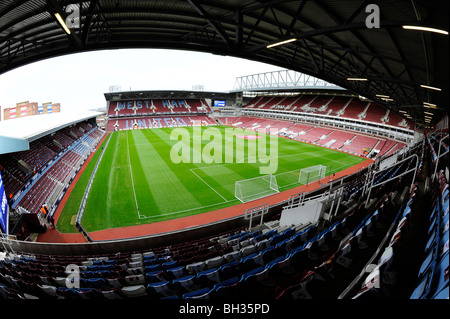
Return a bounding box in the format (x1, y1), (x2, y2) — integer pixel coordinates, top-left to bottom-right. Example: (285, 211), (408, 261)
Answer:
(58, 126), (365, 233)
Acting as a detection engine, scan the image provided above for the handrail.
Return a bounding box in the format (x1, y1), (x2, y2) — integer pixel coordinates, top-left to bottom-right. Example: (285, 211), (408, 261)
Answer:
(365, 154), (419, 208)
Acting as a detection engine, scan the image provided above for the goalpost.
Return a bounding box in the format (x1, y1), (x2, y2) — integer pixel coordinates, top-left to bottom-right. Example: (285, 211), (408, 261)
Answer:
(298, 165), (328, 185)
(234, 165), (328, 202)
(235, 174), (279, 203)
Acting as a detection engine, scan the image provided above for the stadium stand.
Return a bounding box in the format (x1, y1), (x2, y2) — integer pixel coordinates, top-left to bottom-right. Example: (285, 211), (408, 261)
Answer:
(243, 95), (414, 130)
(1, 124), (447, 300)
(107, 99), (210, 117)
(105, 97), (216, 132)
(316, 130), (355, 150)
(341, 99), (368, 120)
(0, 121), (105, 214)
(15, 136), (100, 216)
(295, 127), (334, 144)
(340, 135), (380, 156)
(220, 112), (399, 158)
(105, 115), (217, 131)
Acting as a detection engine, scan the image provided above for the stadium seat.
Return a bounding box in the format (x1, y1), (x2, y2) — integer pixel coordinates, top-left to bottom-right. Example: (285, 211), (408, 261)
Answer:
(172, 275), (197, 292)
(166, 266), (186, 278)
(218, 260), (240, 280)
(145, 270), (166, 283)
(101, 288), (124, 299)
(182, 287), (211, 299)
(240, 244), (257, 257)
(56, 287), (79, 299)
(144, 264), (162, 272)
(237, 266), (268, 298)
(107, 277), (125, 288)
(212, 276), (240, 294)
(240, 266), (264, 283)
(121, 284), (148, 298)
(147, 281), (174, 298)
(185, 261), (206, 274)
(37, 284), (59, 298)
(430, 251), (449, 299)
(433, 284), (449, 299)
(417, 245), (438, 280)
(196, 268), (220, 286)
(205, 256), (225, 269)
(255, 238), (270, 251)
(78, 288), (102, 299)
(125, 274), (146, 285)
(410, 268), (435, 299)
(223, 250), (241, 262)
(53, 276), (67, 287)
(162, 260), (178, 270)
(86, 277), (108, 289)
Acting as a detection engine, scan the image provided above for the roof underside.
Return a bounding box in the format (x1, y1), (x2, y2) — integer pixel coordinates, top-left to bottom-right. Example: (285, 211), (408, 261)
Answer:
(0, 0), (448, 129)
(0, 111), (101, 154)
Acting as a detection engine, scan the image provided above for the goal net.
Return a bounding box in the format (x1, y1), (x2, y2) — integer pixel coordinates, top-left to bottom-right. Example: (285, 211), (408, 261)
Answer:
(298, 165), (328, 185)
(235, 175), (279, 203)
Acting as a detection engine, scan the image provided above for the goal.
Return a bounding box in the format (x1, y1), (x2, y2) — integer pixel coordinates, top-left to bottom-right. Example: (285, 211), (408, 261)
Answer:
(235, 175), (279, 203)
(298, 165), (328, 185)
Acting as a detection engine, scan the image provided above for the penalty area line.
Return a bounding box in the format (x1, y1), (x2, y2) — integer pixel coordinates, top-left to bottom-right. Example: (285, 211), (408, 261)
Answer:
(190, 168), (230, 203)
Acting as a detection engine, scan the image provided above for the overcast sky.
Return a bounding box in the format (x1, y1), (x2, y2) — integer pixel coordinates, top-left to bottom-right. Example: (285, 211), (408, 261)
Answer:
(0, 48), (284, 119)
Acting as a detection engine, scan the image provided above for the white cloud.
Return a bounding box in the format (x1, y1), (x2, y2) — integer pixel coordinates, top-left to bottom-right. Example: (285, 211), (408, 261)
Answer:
(0, 48), (283, 118)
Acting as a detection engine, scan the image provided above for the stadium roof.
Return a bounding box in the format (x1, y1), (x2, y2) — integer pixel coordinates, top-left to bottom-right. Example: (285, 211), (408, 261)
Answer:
(0, 111), (102, 154)
(0, 1), (448, 129)
(104, 90), (235, 101)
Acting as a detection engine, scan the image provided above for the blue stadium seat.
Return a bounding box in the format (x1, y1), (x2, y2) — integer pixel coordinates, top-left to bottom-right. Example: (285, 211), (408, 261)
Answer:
(144, 264), (162, 273)
(212, 277), (239, 298)
(122, 285), (148, 298)
(166, 265), (186, 278)
(240, 266), (264, 283)
(147, 281), (174, 298)
(240, 252), (264, 272)
(196, 268), (220, 286)
(218, 260), (240, 280)
(86, 277), (108, 289)
(430, 251), (449, 299)
(432, 284), (449, 299)
(410, 268), (435, 299)
(56, 287), (78, 299)
(162, 260), (178, 270)
(145, 270), (166, 283)
(172, 275), (196, 292)
(260, 246), (276, 264)
(78, 287), (102, 299)
(182, 287), (211, 299)
(213, 276), (239, 292)
(286, 244), (309, 271)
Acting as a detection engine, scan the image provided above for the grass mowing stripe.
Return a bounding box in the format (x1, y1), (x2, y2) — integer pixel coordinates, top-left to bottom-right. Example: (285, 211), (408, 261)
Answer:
(81, 132), (118, 231)
(127, 130), (157, 219)
(83, 132), (137, 231)
(126, 131), (139, 214)
(138, 129), (203, 215)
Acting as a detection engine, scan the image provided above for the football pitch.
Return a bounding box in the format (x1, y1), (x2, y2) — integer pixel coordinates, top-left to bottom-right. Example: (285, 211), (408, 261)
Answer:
(58, 126), (365, 233)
